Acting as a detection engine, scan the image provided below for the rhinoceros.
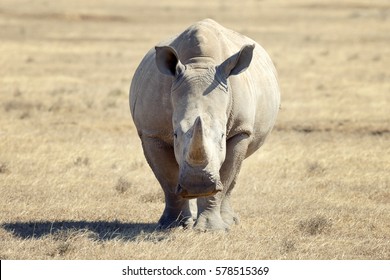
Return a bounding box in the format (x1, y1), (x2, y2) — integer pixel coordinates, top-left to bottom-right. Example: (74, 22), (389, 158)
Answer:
(129, 19), (280, 231)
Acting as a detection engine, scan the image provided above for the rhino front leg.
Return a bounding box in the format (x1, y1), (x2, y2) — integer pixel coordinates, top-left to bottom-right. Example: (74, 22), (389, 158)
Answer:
(159, 193), (193, 229)
(220, 133), (250, 226)
(220, 181), (240, 226)
(141, 136), (194, 229)
(193, 133), (250, 231)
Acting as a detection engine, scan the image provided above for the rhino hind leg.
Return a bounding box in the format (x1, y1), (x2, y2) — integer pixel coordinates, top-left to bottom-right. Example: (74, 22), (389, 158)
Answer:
(140, 136), (193, 229)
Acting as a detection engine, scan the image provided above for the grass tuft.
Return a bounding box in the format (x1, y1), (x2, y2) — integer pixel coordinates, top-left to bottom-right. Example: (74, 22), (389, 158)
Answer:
(73, 157), (90, 166)
(299, 216), (332, 236)
(115, 177), (133, 194)
(0, 163), (9, 174)
(306, 161), (326, 175)
(280, 238), (296, 254)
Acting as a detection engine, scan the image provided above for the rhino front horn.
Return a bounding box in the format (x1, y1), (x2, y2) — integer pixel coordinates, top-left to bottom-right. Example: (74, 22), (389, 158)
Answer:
(186, 117), (209, 166)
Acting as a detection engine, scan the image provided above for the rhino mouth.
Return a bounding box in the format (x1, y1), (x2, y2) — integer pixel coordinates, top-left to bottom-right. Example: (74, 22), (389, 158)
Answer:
(176, 183), (222, 199)
(180, 190), (221, 199)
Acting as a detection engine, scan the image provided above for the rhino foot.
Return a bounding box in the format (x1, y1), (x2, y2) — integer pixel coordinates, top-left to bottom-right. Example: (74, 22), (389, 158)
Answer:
(221, 209), (240, 226)
(194, 211), (230, 232)
(158, 213), (194, 230)
(221, 202), (240, 226)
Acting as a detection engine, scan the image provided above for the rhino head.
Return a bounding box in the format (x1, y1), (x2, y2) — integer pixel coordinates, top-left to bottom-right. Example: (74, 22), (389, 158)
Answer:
(155, 44), (254, 198)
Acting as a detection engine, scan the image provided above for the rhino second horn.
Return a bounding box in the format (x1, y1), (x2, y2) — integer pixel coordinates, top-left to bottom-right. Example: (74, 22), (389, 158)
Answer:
(186, 117), (209, 165)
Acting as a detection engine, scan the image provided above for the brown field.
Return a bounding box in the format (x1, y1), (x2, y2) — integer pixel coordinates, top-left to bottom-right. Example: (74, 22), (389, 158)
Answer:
(0, 0), (389, 259)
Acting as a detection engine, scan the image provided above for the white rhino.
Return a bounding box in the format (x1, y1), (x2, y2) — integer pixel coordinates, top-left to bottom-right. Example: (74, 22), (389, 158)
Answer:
(130, 19), (280, 231)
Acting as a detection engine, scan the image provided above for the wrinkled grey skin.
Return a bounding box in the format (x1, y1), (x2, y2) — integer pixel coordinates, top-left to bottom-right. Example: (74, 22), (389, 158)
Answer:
(130, 19), (280, 231)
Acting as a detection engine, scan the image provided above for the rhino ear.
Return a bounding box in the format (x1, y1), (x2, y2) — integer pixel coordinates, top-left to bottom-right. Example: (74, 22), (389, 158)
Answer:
(155, 46), (185, 77)
(219, 44), (255, 78)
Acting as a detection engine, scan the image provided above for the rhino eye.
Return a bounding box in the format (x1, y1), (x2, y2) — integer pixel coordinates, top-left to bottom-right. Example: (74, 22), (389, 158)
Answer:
(173, 132), (178, 139)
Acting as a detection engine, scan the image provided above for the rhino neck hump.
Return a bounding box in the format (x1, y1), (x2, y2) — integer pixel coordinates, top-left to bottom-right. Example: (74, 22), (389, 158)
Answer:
(174, 22), (223, 64)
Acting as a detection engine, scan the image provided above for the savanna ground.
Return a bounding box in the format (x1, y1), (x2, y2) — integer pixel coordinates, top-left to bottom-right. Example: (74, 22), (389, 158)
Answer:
(0, 0), (389, 259)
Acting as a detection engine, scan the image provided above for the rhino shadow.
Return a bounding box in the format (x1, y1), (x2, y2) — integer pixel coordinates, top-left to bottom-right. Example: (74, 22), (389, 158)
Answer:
(2, 220), (160, 241)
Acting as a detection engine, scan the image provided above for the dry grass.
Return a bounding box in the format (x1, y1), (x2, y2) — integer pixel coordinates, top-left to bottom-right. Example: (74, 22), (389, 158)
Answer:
(0, 0), (389, 259)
